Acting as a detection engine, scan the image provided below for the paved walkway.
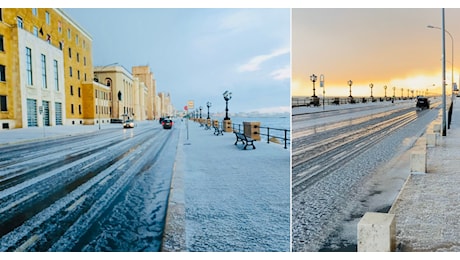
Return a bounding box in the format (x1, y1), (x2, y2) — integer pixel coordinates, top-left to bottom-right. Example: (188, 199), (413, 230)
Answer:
(161, 120), (290, 252)
(389, 98), (460, 252)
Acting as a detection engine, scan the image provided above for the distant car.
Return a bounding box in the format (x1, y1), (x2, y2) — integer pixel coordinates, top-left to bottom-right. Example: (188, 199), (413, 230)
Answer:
(123, 119), (135, 128)
(162, 119), (173, 129)
(159, 117), (165, 124)
(416, 97), (430, 110)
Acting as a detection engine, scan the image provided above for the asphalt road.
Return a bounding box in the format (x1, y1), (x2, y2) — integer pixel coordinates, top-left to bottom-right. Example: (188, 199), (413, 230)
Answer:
(0, 122), (179, 252)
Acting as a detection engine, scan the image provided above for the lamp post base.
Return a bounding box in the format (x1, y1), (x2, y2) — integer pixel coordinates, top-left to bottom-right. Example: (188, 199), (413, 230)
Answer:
(223, 119), (232, 133)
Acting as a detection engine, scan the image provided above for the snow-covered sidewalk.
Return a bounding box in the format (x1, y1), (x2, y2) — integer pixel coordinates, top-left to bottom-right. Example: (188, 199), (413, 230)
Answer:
(162, 119), (291, 252)
(389, 98), (460, 251)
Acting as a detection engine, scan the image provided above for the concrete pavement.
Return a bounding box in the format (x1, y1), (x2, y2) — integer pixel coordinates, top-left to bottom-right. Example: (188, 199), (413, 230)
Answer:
(389, 97), (460, 252)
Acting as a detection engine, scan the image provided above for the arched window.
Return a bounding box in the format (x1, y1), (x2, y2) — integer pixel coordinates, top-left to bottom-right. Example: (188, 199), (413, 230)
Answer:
(105, 77), (112, 87)
(118, 91), (122, 101)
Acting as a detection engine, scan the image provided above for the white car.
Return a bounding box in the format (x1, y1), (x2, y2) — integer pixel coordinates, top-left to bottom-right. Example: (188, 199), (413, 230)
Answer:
(123, 119), (135, 128)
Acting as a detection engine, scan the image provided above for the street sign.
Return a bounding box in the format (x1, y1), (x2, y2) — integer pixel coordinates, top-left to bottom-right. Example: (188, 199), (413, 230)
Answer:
(187, 100), (194, 110)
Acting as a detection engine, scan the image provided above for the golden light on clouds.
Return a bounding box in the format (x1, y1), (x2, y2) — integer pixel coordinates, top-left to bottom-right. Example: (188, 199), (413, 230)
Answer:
(292, 8), (460, 99)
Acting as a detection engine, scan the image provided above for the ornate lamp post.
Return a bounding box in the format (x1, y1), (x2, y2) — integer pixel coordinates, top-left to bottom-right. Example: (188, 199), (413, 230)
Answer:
(199, 106), (202, 118)
(348, 80), (353, 98)
(369, 83), (374, 99)
(223, 90), (232, 120)
(401, 88), (404, 98)
(393, 86), (396, 98)
(206, 101), (211, 119)
(384, 85), (388, 99)
(310, 74), (317, 97)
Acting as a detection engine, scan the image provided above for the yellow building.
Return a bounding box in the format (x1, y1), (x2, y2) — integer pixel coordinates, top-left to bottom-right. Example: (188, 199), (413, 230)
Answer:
(132, 65), (157, 120)
(0, 8), (93, 129)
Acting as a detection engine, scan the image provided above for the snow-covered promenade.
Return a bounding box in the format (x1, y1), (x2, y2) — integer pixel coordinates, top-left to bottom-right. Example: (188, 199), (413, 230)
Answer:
(161, 119), (290, 252)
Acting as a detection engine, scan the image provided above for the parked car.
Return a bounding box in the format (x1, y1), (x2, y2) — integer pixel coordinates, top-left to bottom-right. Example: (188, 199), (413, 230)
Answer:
(123, 119), (135, 128)
(162, 119), (173, 129)
(416, 96), (430, 110)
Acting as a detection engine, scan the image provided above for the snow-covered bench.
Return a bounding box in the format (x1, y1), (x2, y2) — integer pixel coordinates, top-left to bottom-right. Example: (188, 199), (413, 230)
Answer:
(234, 132), (256, 150)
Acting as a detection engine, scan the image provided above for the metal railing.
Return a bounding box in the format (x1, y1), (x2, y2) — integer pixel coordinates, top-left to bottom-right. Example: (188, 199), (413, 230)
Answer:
(232, 123), (290, 149)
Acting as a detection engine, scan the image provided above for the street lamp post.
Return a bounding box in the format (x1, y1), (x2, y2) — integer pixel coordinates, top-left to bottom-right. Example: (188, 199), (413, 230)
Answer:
(393, 87), (396, 98)
(369, 83), (374, 100)
(199, 106), (202, 119)
(206, 101), (211, 119)
(401, 88), (404, 99)
(428, 19), (452, 135)
(310, 74), (317, 97)
(223, 90), (232, 120)
(384, 85), (388, 99)
(348, 80), (353, 98)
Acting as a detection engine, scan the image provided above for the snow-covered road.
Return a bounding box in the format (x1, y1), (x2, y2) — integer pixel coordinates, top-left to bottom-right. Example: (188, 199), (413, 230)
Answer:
(0, 122), (178, 251)
(292, 99), (440, 251)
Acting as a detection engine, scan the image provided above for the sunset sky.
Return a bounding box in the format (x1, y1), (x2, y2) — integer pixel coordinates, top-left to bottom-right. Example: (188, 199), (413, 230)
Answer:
(292, 8), (460, 98)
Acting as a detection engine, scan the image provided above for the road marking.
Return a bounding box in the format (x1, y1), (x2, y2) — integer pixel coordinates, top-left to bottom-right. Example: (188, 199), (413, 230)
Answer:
(0, 192), (38, 215)
(297, 165), (320, 178)
(15, 235), (40, 252)
(332, 151), (348, 160)
(65, 195), (87, 212)
(99, 175), (112, 186)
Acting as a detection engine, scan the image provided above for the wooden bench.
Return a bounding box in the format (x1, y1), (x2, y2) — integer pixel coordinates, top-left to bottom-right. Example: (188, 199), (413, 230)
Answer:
(213, 126), (223, 136)
(234, 131), (256, 150)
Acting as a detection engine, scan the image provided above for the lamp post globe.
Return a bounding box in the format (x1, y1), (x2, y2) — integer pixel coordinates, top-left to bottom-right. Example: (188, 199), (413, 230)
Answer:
(310, 74), (317, 97)
(223, 90), (232, 120)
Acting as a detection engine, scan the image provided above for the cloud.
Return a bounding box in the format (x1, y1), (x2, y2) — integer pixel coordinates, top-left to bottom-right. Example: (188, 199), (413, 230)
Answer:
(238, 47), (290, 72)
(270, 66), (291, 80)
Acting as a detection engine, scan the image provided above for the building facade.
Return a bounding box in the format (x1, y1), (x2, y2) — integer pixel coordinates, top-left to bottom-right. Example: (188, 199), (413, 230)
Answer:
(0, 8), (93, 129)
(1, 9), (175, 129)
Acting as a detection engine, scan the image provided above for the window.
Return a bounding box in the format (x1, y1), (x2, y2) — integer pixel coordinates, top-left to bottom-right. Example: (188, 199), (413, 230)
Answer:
(0, 65), (5, 81)
(46, 34), (51, 44)
(26, 47), (33, 85)
(67, 28), (71, 39)
(79, 104), (82, 114)
(59, 41), (63, 50)
(17, 17), (23, 29)
(75, 34), (79, 45)
(69, 66), (72, 77)
(71, 104), (74, 114)
(83, 57), (86, 66)
(32, 8), (38, 16)
(33, 26), (39, 37)
(45, 11), (50, 25)
(0, 8), (2, 21)
(83, 40), (86, 49)
(0, 35), (3, 51)
(58, 21), (62, 33)
(84, 73), (87, 81)
(68, 47), (72, 58)
(78, 87), (81, 97)
(70, 85), (73, 95)
(77, 70), (80, 80)
(77, 53), (79, 62)
(41, 54), (47, 88)
(0, 95), (7, 111)
(53, 60), (59, 91)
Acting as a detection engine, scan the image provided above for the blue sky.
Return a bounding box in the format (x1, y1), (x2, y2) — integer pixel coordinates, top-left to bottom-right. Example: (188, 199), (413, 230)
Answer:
(63, 8), (290, 115)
